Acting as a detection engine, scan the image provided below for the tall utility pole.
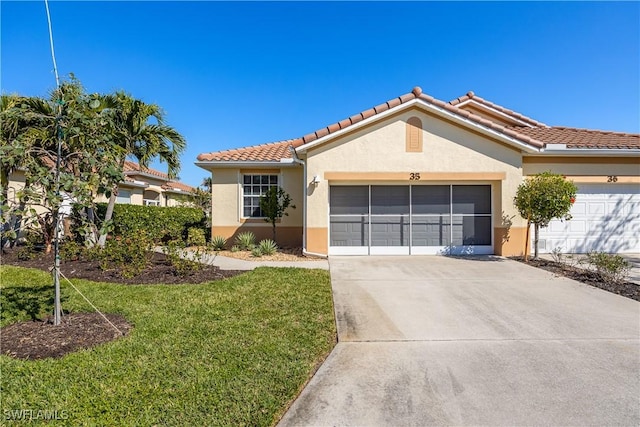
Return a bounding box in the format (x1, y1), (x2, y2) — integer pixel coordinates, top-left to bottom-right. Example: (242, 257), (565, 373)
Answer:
(45, 0), (62, 325)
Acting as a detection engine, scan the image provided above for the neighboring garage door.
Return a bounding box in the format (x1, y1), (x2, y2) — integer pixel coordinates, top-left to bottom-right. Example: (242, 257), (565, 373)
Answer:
(329, 185), (492, 255)
(538, 184), (640, 254)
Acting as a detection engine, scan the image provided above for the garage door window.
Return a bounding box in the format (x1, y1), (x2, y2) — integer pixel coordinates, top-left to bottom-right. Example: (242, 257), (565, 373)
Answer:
(452, 185), (492, 245)
(329, 186), (369, 246)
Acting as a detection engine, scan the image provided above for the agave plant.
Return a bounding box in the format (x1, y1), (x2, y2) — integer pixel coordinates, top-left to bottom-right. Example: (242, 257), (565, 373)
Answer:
(210, 235), (227, 251)
(258, 239), (277, 256)
(235, 231), (256, 251)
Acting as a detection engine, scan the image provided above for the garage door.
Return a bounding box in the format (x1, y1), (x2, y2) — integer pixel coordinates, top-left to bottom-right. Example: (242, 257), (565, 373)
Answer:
(329, 185), (493, 255)
(538, 184), (640, 254)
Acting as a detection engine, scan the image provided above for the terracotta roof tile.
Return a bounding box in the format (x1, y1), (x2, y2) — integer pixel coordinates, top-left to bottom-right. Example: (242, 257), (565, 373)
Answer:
(449, 91), (546, 127)
(197, 139), (297, 162)
(162, 181), (195, 193)
(508, 126), (640, 149)
(197, 87), (638, 162)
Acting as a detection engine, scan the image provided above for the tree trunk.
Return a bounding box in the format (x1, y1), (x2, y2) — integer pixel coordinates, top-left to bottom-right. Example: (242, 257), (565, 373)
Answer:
(97, 190), (117, 247)
(272, 221), (277, 242)
(533, 223), (540, 259)
(97, 158), (125, 247)
(523, 219), (531, 262)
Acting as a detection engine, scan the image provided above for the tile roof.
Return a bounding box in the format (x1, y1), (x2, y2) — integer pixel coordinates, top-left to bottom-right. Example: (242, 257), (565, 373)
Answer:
(197, 139), (301, 162)
(448, 91), (547, 127)
(124, 161), (195, 192)
(509, 126), (640, 150)
(123, 160), (170, 179)
(197, 87), (639, 162)
(162, 181), (195, 192)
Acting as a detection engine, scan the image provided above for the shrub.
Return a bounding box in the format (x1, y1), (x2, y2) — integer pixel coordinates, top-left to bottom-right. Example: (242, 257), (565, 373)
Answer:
(96, 203), (205, 243)
(210, 235), (227, 251)
(98, 233), (154, 278)
(585, 252), (631, 285)
(251, 246), (263, 258)
(235, 232), (256, 251)
(230, 245), (240, 253)
(163, 241), (204, 276)
(60, 239), (84, 261)
(187, 227), (207, 247)
(550, 247), (564, 264)
(258, 239), (277, 256)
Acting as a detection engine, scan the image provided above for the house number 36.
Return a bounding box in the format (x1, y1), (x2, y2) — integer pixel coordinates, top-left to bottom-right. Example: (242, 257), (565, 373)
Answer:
(607, 176), (618, 182)
(409, 173), (421, 180)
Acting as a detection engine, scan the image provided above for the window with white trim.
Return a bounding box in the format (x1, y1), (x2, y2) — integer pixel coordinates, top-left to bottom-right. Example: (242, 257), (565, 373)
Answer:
(242, 174), (279, 218)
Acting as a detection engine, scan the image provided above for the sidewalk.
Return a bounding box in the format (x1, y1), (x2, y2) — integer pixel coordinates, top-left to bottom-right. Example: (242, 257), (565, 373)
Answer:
(181, 249), (329, 271)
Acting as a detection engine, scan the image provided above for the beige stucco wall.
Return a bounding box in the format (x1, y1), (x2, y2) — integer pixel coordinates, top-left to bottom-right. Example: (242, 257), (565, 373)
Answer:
(305, 108), (526, 229)
(207, 166), (304, 246)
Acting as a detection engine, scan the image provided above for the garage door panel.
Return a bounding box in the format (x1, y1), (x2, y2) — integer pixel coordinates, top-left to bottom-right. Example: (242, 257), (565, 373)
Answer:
(539, 184), (640, 254)
(371, 216), (409, 247)
(330, 216), (369, 247)
(412, 216), (451, 246)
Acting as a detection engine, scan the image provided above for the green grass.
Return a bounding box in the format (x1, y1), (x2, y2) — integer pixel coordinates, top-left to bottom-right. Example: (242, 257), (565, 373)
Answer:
(0, 265), (336, 426)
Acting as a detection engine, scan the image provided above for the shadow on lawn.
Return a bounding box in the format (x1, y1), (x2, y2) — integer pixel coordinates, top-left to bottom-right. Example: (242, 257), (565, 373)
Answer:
(0, 285), (67, 323)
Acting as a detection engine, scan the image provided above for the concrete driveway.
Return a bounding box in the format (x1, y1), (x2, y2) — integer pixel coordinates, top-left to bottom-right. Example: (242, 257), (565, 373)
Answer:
(278, 256), (640, 426)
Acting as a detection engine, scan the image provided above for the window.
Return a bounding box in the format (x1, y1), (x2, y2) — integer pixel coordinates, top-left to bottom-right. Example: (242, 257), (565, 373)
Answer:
(116, 189), (131, 204)
(143, 190), (161, 207)
(242, 174), (279, 218)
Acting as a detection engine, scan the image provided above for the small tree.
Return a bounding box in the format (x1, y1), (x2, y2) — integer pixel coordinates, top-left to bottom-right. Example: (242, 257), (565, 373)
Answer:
(514, 171), (577, 260)
(259, 187), (295, 243)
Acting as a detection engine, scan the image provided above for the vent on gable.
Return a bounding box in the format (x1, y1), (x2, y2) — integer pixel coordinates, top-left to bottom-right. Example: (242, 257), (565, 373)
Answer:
(406, 117), (423, 153)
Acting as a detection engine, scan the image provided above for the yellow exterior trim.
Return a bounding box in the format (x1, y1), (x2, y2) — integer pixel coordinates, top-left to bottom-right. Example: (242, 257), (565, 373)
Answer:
(306, 227), (328, 255)
(559, 176), (640, 184)
(324, 172), (506, 181)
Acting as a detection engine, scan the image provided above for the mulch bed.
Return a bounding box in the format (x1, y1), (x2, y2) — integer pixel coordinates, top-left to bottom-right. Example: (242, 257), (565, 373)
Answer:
(1, 248), (246, 360)
(512, 257), (639, 301)
(1, 249), (244, 285)
(1, 312), (132, 360)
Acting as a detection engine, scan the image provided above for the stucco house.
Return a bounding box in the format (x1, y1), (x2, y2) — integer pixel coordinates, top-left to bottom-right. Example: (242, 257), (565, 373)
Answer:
(196, 87), (639, 256)
(96, 161), (196, 207)
(7, 160), (195, 210)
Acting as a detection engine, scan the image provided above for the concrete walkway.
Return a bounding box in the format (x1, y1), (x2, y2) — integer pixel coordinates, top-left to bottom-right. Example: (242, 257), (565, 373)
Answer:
(278, 256), (640, 426)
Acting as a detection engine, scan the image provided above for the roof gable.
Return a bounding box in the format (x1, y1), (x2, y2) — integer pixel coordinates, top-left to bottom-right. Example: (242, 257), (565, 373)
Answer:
(197, 87), (639, 163)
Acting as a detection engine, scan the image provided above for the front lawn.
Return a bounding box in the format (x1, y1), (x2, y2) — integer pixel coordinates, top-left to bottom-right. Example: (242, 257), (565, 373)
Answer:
(0, 266), (336, 426)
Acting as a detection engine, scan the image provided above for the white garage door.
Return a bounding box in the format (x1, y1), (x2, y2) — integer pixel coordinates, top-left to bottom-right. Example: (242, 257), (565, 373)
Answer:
(538, 184), (640, 254)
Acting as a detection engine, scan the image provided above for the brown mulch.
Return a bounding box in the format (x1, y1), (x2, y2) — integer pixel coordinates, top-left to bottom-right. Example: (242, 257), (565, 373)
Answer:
(1, 249), (247, 360)
(1, 249), (245, 285)
(1, 312), (132, 360)
(512, 257), (639, 301)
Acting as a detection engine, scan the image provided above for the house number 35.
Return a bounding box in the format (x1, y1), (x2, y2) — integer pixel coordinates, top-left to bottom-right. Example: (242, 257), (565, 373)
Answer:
(409, 173), (421, 180)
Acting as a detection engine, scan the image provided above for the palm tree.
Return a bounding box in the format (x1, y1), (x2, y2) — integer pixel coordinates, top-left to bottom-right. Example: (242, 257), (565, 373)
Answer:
(97, 92), (186, 247)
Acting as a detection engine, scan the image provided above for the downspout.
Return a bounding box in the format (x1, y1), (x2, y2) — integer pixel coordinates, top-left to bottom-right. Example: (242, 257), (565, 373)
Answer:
(289, 146), (327, 259)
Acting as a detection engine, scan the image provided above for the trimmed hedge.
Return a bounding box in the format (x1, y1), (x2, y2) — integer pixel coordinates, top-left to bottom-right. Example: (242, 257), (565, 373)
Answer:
(97, 203), (205, 243)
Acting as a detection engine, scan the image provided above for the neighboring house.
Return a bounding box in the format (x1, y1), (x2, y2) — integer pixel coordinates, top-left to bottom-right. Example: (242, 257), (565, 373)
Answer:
(7, 161), (195, 211)
(95, 161), (195, 207)
(196, 87), (639, 256)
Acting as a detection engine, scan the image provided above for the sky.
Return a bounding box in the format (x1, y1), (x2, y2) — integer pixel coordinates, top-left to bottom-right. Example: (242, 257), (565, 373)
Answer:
(2, 1), (639, 188)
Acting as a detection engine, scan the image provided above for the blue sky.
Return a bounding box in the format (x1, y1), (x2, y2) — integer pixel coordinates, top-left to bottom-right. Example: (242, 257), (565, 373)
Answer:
(2, 1), (639, 187)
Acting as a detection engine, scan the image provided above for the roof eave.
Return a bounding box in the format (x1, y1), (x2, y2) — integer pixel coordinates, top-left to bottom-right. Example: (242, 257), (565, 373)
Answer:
(195, 159), (300, 170)
(534, 148), (640, 157)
